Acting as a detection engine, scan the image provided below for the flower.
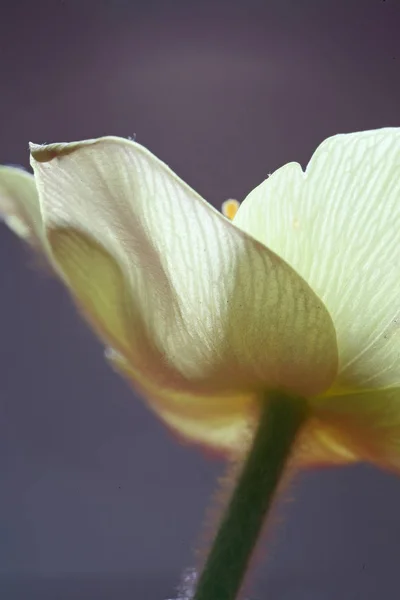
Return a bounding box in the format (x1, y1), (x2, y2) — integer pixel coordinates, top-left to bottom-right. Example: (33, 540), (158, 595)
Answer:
(1, 129), (399, 472)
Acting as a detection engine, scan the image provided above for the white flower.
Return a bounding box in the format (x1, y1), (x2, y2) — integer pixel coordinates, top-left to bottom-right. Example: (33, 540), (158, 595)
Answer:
(1, 129), (400, 472)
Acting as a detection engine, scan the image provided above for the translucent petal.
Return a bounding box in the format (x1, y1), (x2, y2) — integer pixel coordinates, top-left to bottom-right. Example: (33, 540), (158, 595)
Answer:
(295, 421), (358, 469)
(234, 128), (400, 391)
(106, 348), (258, 456)
(308, 387), (400, 473)
(109, 348), (358, 468)
(47, 228), (159, 369)
(0, 166), (46, 248)
(29, 137), (337, 403)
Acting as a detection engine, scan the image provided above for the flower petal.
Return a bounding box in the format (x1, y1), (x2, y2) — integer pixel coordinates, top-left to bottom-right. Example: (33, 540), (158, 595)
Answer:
(30, 136), (337, 402)
(109, 348), (358, 468)
(47, 227), (160, 368)
(308, 388), (400, 473)
(0, 166), (45, 248)
(234, 128), (400, 391)
(293, 419), (358, 470)
(109, 347), (359, 467)
(106, 348), (258, 456)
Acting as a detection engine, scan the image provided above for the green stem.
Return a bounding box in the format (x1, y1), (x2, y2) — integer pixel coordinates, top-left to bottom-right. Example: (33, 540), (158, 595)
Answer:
(193, 391), (309, 600)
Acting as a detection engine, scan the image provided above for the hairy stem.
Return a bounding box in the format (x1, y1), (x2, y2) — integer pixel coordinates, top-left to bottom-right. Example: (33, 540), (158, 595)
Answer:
(193, 391), (308, 600)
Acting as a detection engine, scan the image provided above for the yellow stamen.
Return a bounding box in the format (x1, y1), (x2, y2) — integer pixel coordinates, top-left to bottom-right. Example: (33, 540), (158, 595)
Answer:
(221, 199), (240, 221)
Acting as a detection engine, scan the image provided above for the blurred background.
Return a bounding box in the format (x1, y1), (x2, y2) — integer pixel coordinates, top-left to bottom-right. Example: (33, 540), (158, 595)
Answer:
(1, 0), (400, 598)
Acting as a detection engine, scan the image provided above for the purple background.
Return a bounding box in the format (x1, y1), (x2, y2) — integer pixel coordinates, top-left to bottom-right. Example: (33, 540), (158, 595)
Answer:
(1, 1), (400, 598)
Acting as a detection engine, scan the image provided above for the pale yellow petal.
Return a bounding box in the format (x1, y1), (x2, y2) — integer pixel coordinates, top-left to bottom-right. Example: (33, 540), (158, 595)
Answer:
(47, 228), (161, 370)
(47, 223), (338, 452)
(307, 388), (400, 473)
(0, 166), (45, 248)
(107, 348), (258, 456)
(292, 418), (358, 470)
(30, 137), (337, 409)
(109, 348), (358, 468)
(234, 128), (400, 391)
(30, 137), (337, 400)
(32, 138), (337, 410)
